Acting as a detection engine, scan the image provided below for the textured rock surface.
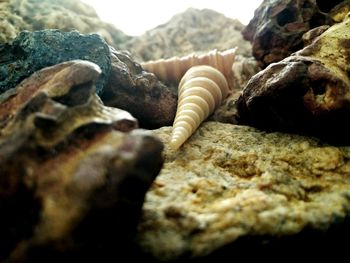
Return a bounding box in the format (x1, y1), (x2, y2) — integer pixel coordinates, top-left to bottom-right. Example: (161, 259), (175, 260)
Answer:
(102, 48), (177, 128)
(237, 13), (350, 144)
(0, 0), (129, 46)
(122, 8), (252, 62)
(0, 60), (163, 262)
(210, 55), (261, 124)
(243, 0), (349, 68)
(0, 29), (111, 94)
(137, 121), (350, 261)
(0, 0), (28, 43)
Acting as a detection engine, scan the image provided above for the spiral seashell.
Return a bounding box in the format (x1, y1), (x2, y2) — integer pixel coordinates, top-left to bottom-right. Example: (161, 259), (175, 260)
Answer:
(170, 65), (229, 150)
(141, 48), (237, 88)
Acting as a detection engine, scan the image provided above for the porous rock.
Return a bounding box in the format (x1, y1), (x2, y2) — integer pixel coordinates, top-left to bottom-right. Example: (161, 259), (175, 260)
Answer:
(0, 0), (129, 46)
(0, 29), (111, 95)
(123, 8), (252, 62)
(243, 0), (349, 68)
(0, 60), (164, 262)
(137, 121), (350, 261)
(102, 48), (177, 128)
(237, 13), (350, 144)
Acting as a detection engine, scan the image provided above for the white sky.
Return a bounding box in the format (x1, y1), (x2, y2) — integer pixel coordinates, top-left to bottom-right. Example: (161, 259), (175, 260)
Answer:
(81, 0), (263, 36)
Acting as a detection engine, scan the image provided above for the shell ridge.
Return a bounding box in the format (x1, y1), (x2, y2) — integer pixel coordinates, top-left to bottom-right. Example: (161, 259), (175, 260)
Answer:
(170, 65), (230, 150)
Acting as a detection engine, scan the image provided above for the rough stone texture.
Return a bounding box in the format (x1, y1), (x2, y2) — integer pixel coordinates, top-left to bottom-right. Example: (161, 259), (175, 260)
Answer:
(0, 0), (130, 46)
(102, 48), (177, 128)
(0, 60), (164, 262)
(328, 0), (350, 22)
(0, 29), (178, 129)
(237, 13), (350, 144)
(122, 8), (252, 62)
(137, 121), (350, 261)
(0, 0), (28, 43)
(0, 29), (111, 95)
(210, 55), (261, 124)
(242, 0), (349, 68)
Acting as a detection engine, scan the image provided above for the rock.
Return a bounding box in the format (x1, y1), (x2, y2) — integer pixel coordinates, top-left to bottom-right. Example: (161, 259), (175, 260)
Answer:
(101, 48), (177, 128)
(242, 0), (349, 68)
(137, 121), (350, 261)
(0, 29), (111, 95)
(209, 55), (261, 124)
(0, 0), (28, 43)
(115, 8), (258, 128)
(327, 1), (350, 22)
(237, 13), (350, 144)
(122, 8), (252, 62)
(302, 25), (330, 45)
(0, 29), (177, 129)
(0, 0), (130, 47)
(0, 60), (164, 262)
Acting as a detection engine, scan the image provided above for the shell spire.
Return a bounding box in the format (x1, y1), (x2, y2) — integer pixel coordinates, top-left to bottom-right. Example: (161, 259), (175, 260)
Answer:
(141, 48), (237, 89)
(169, 65), (229, 150)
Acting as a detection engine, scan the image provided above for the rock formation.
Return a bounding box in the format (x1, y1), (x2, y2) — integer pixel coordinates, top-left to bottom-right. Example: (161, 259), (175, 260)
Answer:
(101, 48), (177, 128)
(137, 122), (350, 261)
(237, 12), (350, 144)
(1, 1), (349, 262)
(0, 30), (111, 94)
(243, 0), (349, 68)
(0, 60), (163, 262)
(0, 30), (177, 128)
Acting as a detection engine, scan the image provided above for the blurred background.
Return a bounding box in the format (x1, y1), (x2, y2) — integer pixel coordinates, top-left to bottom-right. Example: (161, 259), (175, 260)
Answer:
(81, 0), (263, 35)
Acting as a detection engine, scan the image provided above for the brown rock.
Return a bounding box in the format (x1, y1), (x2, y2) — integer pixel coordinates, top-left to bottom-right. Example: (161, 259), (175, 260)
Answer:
(101, 48), (177, 128)
(0, 60), (164, 262)
(137, 121), (350, 261)
(242, 0), (348, 68)
(237, 14), (350, 144)
(302, 25), (330, 45)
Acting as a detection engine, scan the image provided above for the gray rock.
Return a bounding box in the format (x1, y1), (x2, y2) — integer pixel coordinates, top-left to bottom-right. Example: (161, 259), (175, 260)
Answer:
(0, 29), (111, 94)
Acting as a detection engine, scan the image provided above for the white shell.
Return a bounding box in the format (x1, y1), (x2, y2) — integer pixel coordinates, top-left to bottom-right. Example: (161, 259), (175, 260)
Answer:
(141, 48), (237, 89)
(169, 65), (229, 150)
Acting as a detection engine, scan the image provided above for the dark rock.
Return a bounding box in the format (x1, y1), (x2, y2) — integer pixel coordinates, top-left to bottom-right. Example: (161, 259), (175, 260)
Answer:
(0, 60), (163, 262)
(237, 14), (350, 144)
(101, 48), (177, 128)
(242, 0), (348, 68)
(0, 29), (111, 94)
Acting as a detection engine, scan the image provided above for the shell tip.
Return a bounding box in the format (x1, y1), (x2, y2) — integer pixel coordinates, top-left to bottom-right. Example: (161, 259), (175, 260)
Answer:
(169, 137), (184, 150)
